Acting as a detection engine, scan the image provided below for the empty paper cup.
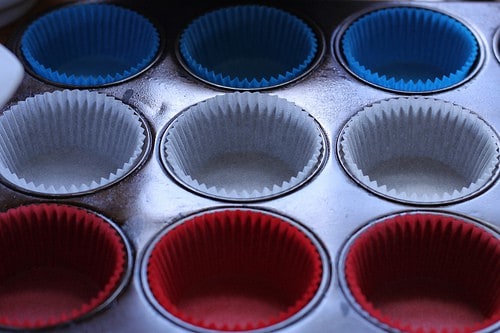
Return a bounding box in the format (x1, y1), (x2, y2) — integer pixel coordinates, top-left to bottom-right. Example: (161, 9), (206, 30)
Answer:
(20, 3), (160, 87)
(341, 212), (499, 333)
(160, 92), (325, 201)
(338, 97), (500, 205)
(0, 89), (149, 196)
(338, 6), (480, 92)
(143, 208), (325, 331)
(178, 5), (320, 89)
(0, 203), (131, 329)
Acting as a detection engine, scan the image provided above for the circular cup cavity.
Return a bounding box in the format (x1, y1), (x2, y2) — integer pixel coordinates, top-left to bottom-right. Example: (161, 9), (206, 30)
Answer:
(338, 6), (480, 93)
(338, 97), (500, 205)
(178, 5), (320, 90)
(143, 208), (325, 331)
(20, 3), (160, 87)
(341, 212), (499, 333)
(0, 203), (131, 329)
(494, 27), (500, 64)
(0, 89), (149, 196)
(160, 92), (325, 201)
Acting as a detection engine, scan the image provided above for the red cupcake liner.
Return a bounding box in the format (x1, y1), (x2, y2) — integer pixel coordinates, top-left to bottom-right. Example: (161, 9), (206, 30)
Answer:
(0, 204), (128, 329)
(146, 209), (323, 331)
(344, 213), (499, 333)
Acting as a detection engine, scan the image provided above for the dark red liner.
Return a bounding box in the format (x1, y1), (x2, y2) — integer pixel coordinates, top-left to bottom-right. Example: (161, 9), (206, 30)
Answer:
(146, 209), (323, 331)
(344, 213), (499, 333)
(0, 204), (127, 329)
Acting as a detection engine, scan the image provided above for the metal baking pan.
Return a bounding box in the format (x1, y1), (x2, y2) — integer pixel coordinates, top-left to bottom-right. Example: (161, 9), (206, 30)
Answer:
(0, 1), (498, 332)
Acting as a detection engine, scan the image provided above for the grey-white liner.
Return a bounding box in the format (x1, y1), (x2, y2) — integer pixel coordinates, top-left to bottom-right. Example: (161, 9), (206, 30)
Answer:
(161, 92), (325, 201)
(338, 97), (500, 205)
(0, 89), (147, 195)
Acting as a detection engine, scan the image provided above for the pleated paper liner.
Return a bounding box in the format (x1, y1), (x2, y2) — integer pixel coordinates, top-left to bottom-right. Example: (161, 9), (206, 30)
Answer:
(0, 203), (131, 329)
(0, 89), (149, 196)
(338, 97), (500, 205)
(143, 208), (325, 331)
(178, 5), (320, 89)
(20, 3), (160, 87)
(341, 212), (499, 333)
(339, 6), (480, 93)
(161, 92), (325, 201)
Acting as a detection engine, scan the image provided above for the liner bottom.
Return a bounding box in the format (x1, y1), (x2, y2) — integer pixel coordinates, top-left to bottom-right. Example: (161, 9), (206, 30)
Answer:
(373, 63), (446, 82)
(372, 278), (486, 330)
(57, 56), (131, 77)
(369, 157), (468, 196)
(16, 150), (119, 189)
(0, 266), (99, 322)
(212, 57), (290, 80)
(178, 278), (288, 328)
(195, 152), (294, 194)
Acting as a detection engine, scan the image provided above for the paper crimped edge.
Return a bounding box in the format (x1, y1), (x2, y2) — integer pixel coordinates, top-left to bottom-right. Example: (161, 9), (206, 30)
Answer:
(0, 90), (147, 195)
(341, 7), (478, 92)
(146, 209), (323, 331)
(339, 97), (500, 204)
(20, 3), (160, 87)
(163, 92), (324, 200)
(0, 203), (127, 329)
(179, 5), (318, 89)
(343, 212), (500, 333)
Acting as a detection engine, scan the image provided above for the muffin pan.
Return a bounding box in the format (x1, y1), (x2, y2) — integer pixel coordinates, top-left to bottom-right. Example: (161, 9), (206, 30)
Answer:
(0, 1), (499, 332)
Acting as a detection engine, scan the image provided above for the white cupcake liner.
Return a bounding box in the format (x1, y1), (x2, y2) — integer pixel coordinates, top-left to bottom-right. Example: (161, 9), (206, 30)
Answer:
(161, 92), (324, 201)
(338, 97), (500, 204)
(0, 90), (147, 195)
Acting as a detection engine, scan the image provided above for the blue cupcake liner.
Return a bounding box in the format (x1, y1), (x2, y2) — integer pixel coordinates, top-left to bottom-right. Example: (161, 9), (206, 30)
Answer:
(179, 5), (318, 89)
(341, 7), (478, 92)
(20, 4), (160, 87)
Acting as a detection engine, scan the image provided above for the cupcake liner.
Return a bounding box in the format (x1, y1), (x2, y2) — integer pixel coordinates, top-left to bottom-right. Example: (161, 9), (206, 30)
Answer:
(178, 5), (318, 89)
(0, 203), (129, 329)
(161, 92), (324, 201)
(338, 97), (500, 204)
(340, 7), (479, 92)
(342, 212), (499, 333)
(20, 3), (160, 87)
(0, 89), (148, 196)
(145, 209), (323, 331)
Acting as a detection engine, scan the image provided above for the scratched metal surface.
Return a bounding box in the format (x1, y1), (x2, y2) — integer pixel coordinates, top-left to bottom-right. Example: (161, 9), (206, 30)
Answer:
(0, 1), (499, 332)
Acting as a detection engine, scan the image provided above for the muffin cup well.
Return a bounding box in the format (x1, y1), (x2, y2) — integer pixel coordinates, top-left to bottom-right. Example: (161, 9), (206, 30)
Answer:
(161, 92), (325, 201)
(20, 3), (160, 87)
(338, 6), (480, 93)
(178, 5), (320, 89)
(0, 89), (149, 196)
(143, 208), (325, 331)
(0, 203), (131, 329)
(341, 212), (499, 333)
(338, 97), (500, 205)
